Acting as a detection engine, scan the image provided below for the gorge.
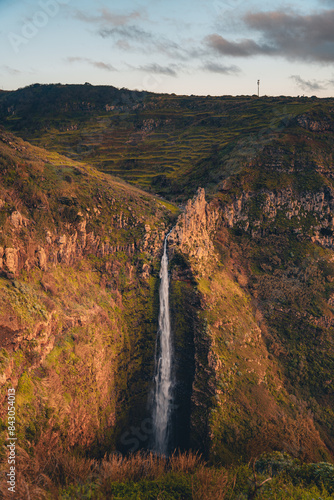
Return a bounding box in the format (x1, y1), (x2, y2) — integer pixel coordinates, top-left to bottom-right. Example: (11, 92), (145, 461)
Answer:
(0, 86), (334, 497)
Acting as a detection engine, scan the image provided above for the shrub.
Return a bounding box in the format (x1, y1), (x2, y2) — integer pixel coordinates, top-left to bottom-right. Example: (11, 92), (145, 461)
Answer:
(255, 451), (298, 476)
(294, 462), (334, 494)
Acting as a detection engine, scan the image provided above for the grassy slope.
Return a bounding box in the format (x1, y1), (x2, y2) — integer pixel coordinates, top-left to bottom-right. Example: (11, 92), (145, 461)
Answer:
(199, 228), (334, 464)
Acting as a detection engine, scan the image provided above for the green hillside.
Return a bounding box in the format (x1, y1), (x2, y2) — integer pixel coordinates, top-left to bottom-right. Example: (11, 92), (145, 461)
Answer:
(1, 84), (332, 200)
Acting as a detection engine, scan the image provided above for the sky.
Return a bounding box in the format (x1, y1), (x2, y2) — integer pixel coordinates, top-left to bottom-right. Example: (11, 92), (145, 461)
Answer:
(1, 0), (334, 96)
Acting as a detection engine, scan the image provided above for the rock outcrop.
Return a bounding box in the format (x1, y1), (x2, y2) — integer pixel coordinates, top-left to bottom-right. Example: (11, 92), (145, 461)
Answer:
(221, 187), (334, 248)
(297, 114), (333, 132)
(0, 212), (166, 277)
(169, 188), (220, 273)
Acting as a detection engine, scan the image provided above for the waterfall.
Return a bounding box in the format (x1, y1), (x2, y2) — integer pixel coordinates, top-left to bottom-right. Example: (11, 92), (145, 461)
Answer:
(152, 233), (173, 455)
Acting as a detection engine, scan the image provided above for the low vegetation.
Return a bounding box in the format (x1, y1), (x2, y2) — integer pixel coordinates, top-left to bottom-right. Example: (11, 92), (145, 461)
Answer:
(0, 450), (332, 499)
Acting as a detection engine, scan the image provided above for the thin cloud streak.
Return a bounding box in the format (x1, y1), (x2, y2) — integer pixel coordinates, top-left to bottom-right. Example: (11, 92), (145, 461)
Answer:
(99, 25), (196, 62)
(138, 63), (179, 77)
(1, 65), (21, 75)
(99, 25), (153, 43)
(67, 57), (116, 72)
(290, 75), (334, 91)
(73, 8), (144, 27)
(203, 61), (241, 74)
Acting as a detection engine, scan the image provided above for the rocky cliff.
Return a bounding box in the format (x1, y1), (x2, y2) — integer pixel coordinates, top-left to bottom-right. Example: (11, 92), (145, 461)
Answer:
(169, 187), (334, 464)
(0, 129), (177, 480)
(169, 188), (220, 273)
(221, 186), (334, 246)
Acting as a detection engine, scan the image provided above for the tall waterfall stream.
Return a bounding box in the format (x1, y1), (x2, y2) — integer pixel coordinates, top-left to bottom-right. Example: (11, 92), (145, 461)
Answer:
(152, 233), (173, 455)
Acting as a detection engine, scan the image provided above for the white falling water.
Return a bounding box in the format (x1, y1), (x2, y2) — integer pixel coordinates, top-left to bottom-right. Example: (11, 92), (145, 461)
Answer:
(152, 234), (173, 455)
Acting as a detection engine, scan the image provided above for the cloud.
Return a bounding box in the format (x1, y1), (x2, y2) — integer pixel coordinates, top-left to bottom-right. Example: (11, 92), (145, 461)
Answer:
(202, 61), (241, 74)
(1, 65), (21, 75)
(74, 7), (204, 63)
(73, 8), (143, 27)
(66, 57), (115, 72)
(205, 34), (271, 57)
(99, 25), (153, 43)
(91, 61), (116, 71)
(290, 75), (333, 92)
(206, 8), (334, 63)
(73, 7), (187, 59)
(99, 25), (192, 61)
(138, 63), (178, 77)
(154, 39), (191, 61)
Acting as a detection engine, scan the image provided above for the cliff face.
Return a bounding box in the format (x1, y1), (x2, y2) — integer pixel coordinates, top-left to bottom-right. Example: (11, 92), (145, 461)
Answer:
(169, 188), (220, 274)
(221, 187), (334, 248)
(0, 129), (176, 467)
(170, 187), (334, 464)
(0, 211), (133, 277)
(0, 207), (165, 279)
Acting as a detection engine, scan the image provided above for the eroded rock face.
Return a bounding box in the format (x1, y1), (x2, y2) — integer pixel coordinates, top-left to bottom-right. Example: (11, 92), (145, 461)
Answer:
(0, 213), (156, 276)
(36, 247), (47, 271)
(10, 210), (29, 228)
(10, 211), (23, 228)
(169, 188), (220, 272)
(77, 219), (87, 247)
(4, 248), (19, 274)
(221, 187), (334, 248)
(142, 224), (165, 256)
(297, 115), (333, 132)
(167, 187), (334, 463)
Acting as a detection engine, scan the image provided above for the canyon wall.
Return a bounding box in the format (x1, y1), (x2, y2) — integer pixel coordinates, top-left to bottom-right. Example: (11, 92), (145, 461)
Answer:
(169, 187), (334, 463)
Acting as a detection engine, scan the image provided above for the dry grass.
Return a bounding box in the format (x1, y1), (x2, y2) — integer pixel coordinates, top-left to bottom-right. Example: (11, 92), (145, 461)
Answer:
(99, 451), (167, 484)
(1, 447), (327, 499)
(169, 450), (202, 474)
(192, 465), (229, 500)
(99, 450), (202, 486)
(0, 428), (98, 499)
(32, 427), (98, 485)
(0, 446), (205, 499)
